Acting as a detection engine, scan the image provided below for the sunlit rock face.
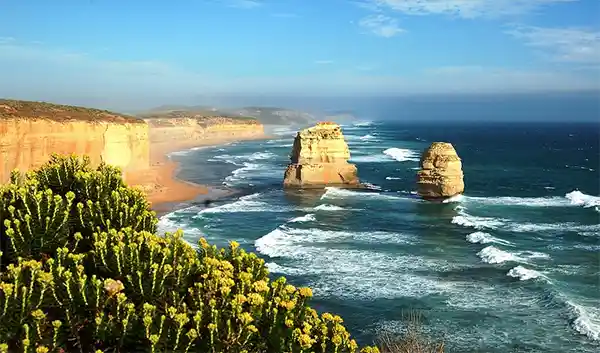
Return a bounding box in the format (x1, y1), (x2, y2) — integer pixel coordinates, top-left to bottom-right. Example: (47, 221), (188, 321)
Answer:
(0, 100), (150, 182)
(416, 142), (464, 199)
(283, 122), (359, 188)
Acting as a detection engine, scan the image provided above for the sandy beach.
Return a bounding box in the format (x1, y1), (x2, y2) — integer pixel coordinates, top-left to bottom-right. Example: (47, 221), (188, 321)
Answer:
(125, 135), (268, 215)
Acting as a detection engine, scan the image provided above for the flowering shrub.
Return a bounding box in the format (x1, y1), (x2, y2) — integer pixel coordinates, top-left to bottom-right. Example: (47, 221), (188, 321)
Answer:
(0, 154), (379, 353)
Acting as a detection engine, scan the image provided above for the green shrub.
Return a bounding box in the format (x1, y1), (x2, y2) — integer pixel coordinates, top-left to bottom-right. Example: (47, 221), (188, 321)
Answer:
(0, 153), (379, 353)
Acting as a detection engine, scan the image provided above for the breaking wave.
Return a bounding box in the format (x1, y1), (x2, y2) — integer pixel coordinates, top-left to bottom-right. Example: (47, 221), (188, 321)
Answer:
(289, 214), (316, 223)
(314, 204), (346, 211)
(507, 265), (544, 281)
(452, 190), (600, 210)
(568, 301), (600, 341)
(565, 190), (600, 209)
(466, 231), (512, 245)
(477, 246), (550, 265)
(383, 148), (420, 162)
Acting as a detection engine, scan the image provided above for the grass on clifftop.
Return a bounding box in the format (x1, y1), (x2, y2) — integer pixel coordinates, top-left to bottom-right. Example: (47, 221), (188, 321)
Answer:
(0, 99), (143, 124)
(140, 110), (260, 125)
(0, 153), (380, 353)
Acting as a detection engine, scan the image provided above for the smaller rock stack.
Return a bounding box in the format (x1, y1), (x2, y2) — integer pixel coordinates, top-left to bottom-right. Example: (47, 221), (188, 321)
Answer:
(283, 122), (359, 188)
(416, 142), (464, 199)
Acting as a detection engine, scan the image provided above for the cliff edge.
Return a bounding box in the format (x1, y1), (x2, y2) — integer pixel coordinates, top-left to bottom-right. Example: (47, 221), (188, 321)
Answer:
(0, 99), (149, 183)
(416, 142), (464, 199)
(283, 122), (359, 188)
(143, 112), (265, 149)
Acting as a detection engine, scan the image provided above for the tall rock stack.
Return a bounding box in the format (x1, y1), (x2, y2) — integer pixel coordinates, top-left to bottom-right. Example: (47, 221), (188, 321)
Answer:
(283, 122), (359, 188)
(416, 142), (464, 199)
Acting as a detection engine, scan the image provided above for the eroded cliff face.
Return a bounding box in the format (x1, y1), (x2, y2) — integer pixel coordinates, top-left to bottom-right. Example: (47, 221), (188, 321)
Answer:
(283, 122), (359, 188)
(0, 119), (150, 182)
(416, 142), (464, 199)
(0, 100), (150, 183)
(145, 116), (265, 152)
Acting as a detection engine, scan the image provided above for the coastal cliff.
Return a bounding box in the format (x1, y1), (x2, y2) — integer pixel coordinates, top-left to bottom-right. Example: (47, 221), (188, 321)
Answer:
(416, 142), (464, 199)
(283, 122), (359, 188)
(0, 99), (149, 183)
(145, 115), (265, 147)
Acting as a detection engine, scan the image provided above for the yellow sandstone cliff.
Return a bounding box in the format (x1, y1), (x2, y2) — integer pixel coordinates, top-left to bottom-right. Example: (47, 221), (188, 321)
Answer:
(145, 115), (264, 148)
(0, 100), (149, 183)
(283, 122), (359, 188)
(416, 142), (464, 199)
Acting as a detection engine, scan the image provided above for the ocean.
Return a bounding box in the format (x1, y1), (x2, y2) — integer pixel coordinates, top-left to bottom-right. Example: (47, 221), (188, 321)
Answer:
(159, 120), (599, 353)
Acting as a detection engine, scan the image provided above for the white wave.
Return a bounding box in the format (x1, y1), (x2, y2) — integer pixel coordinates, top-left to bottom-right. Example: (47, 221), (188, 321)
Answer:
(508, 222), (600, 234)
(477, 246), (518, 264)
(443, 194), (464, 203)
(255, 226), (463, 300)
(320, 187), (403, 201)
(314, 204), (346, 211)
(239, 193), (261, 201)
(247, 151), (276, 160)
(459, 190), (600, 209)
(477, 246), (550, 265)
(157, 208), (204, 248)
(289, 214), (316, 223)
(359, 134), (378, 141)
(464, 195), (567, 207)
(255, 226), (415, 259)
(265, 138), (286, 144)
(198, 196), (292, 215)
(466, 232), (512, 245)
(385, 176), (401, 180)
(363, 182), (382, 190)
(265, 262), (305, 276)
(383, 148), (420, 162)
(566, 190), (600, 208)
(507, 266), (543, 281)
(353, 121), (373, 127)
(452, 213), (506, 230)
(567, 301), (600, 341)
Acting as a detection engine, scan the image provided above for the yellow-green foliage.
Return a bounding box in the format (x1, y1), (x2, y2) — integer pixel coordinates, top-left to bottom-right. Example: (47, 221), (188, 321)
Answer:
(0, 153), (379, 353)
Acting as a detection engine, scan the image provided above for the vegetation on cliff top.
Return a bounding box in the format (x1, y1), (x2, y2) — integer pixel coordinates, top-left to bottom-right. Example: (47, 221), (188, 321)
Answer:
(0, 153), (380, 353)
(0, 99), (144, 124)
(141, 110), (260, 126)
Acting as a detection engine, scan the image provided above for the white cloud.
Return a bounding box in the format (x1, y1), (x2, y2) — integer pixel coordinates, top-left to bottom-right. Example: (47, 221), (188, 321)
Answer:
(227, 0), (262, 9)
(314, 60), (334, 65)
(359, 14), (405, 37)
(362, 0), (577, 18)
(506, 25), (600, 64)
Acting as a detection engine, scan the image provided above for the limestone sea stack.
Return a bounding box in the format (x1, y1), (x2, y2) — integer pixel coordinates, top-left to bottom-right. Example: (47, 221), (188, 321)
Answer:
(283, 122), (359, 188)
(416, 142), (464, 199)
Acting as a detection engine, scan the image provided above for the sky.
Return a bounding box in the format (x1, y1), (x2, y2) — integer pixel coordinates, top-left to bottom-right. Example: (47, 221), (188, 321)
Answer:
(0, 0), (599, 109)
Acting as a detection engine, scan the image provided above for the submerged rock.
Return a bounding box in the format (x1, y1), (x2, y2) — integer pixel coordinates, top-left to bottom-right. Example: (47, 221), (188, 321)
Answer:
(283, 122), (359, 188)
(416, 142), (464, 199)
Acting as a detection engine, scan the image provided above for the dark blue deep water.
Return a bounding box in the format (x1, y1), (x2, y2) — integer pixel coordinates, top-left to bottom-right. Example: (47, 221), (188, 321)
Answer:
(160, 121), (600, 353)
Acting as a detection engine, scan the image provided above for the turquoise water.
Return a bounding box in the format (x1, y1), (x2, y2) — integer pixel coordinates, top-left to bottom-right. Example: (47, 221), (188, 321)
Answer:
(160, 121), (599, 353)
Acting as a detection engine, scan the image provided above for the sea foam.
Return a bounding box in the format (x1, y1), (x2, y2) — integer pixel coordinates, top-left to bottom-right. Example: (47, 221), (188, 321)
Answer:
(565, 190), (600, 209)
(466, 232), (512, 245)
(507, 266), (544, 281)
(383, 148), (420, 162)
(567, 301), (600, 341)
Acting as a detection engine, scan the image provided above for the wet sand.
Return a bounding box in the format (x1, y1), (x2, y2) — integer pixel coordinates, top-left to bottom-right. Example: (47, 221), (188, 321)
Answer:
(125, 135), (268, 216)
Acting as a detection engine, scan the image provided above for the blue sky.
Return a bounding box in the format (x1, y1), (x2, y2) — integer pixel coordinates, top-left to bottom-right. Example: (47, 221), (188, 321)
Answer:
(0, 0), (599, 106)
